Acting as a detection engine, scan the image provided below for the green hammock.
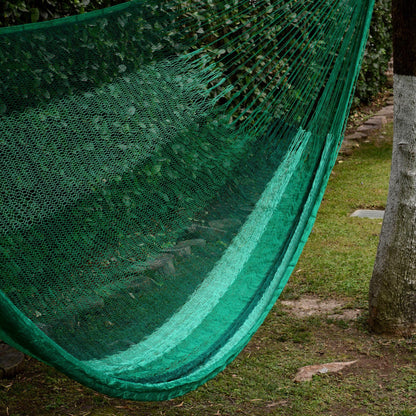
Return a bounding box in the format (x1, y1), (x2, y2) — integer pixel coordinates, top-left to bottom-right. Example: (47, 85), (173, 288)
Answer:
(0, 0), (374, 401)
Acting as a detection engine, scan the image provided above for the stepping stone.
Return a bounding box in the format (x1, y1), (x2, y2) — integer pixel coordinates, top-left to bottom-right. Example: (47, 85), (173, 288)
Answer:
(58, 295), (106, 325)
(350, 209), (384, 219)
(145, 254), (175, 276)
(344, 132), (368, 141)
(208, 218), (242, 230)
(356, 124), (377, 133)
(163, 238), (207, 257)
(376, 105), (394, 121)
(364, 115), (387, 128)
(0, 342), (25, 378)
(125, 276), (153, 291)
(175, 239), (206, 248)
(126, 254), (176, 276)
(188, 223), (227, 241)
(189, 218), (242, 241)
(163, 244), (192, 257)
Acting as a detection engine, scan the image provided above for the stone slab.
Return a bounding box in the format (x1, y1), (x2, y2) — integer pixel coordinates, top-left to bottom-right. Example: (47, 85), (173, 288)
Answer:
(208, 218), (242, 230)
(176, 239), (206, 248)
(163, 245), (192, 257)
(146, 254), (175, 275)
(344, 132), (368, 141)
(364, 115), (387, 127)
(356, 124), (377, 133)
(350, 209), (384, 219)
(376, 105), (394, 121)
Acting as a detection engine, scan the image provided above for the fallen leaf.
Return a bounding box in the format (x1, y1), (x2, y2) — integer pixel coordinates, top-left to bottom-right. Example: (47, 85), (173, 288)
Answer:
(267, 400), (288, 407)
(294, 360), (358, 382)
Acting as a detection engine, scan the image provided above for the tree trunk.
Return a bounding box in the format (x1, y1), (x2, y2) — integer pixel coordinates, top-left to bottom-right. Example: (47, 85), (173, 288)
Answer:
(368, 0), (416, 335)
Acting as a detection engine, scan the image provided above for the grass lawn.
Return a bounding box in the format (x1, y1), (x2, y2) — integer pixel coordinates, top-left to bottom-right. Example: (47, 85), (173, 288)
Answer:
(1, 121), (416, 416)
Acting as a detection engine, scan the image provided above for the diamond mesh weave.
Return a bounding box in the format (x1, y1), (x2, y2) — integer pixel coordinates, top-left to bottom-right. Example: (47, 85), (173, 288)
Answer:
(0, 0), (374, 400)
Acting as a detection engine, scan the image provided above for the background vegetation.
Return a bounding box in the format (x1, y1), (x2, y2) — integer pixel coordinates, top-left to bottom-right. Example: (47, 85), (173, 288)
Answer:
(0, 0), (392, 107)
(0, 0), (126, 25)
(354, 0), (393, 106)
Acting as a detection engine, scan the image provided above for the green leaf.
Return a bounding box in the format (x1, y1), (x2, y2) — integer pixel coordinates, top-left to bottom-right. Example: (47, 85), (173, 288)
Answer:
(30, 8), (40, 23)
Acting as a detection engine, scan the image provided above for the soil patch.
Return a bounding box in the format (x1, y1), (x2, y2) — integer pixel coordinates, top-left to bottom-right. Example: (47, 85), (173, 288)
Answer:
(280, 295), (362, 321)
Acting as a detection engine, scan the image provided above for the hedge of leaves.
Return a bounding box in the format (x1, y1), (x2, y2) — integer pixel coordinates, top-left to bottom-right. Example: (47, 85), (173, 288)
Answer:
(0, 0), (126, 26)
(355, 0), (392, 106)
(0, 0), (392, 106)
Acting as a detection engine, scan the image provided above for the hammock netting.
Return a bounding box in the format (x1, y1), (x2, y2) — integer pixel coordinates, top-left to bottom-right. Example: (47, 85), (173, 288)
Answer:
(0, 0), (374, 400)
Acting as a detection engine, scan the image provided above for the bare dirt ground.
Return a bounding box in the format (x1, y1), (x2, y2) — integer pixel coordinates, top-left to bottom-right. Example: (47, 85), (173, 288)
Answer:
(280, 295), (362, 321)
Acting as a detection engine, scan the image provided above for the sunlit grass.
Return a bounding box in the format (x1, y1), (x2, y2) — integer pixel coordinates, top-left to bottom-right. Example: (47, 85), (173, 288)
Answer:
(286, 123), (393, 306)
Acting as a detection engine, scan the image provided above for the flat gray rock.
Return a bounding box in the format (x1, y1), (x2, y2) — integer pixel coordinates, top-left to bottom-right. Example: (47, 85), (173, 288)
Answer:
(350, 209), (384, 219)
(356, 124), (378, 133)
(365, 115), (387, 127)
(344, 132), (368, 141)
(163, 245), (192, 257)
(376, 105), (394, 121)
(176, 239), (206, 248)
(208, 218), (242, 230)
(146, 254), (175, 276)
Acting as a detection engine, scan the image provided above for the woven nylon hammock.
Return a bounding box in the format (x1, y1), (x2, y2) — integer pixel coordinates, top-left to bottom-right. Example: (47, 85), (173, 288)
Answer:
(0, 0), (374, 401)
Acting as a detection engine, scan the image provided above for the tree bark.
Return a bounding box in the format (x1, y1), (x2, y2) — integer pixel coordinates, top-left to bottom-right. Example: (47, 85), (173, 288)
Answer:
(368, 0), (416, 335)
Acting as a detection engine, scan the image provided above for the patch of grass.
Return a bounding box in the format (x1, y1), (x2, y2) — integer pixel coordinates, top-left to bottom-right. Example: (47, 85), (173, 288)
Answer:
(287, 123), (393, 306)
(2, 122), (416, 416)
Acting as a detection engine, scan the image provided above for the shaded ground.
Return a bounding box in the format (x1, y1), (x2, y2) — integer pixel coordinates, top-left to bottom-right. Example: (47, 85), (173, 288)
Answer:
(1, 299), (415, 416)
(280, 295), (362, 321)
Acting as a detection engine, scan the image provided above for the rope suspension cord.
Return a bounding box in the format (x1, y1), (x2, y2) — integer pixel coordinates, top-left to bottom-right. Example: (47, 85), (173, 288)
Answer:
(0, 0), (374, 401)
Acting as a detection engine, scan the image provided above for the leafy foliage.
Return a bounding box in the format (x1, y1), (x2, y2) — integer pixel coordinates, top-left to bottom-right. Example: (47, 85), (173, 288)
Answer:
(0, 1), (185, 113)
(0, 0), (126, 27)
(354, 0), (392, 106)
(1, 0), (392, 106)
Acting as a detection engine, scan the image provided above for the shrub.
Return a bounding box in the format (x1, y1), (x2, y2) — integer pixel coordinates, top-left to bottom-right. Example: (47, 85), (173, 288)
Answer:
(354, 0), (392, 106)
(0, 1), (125, 27)
(0, 0), (393, 106)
